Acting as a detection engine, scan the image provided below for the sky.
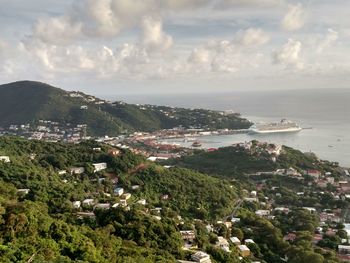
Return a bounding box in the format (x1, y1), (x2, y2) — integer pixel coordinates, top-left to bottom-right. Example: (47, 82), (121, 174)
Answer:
(0, 0), (350, 95)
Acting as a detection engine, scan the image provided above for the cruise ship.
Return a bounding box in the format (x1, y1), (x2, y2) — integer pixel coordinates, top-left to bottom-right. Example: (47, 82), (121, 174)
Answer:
(249, 119), (302, 134)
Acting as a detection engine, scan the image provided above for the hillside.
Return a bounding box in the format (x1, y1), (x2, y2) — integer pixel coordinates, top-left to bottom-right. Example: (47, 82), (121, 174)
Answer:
(0, 81), (251, 136)
(167, 142), (341, 179)
(0, 137), (345, 263)
(0, 136), (239, 262)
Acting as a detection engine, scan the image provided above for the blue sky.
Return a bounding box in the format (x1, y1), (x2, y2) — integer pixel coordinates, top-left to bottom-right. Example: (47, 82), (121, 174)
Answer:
(0, 0), (349, 95)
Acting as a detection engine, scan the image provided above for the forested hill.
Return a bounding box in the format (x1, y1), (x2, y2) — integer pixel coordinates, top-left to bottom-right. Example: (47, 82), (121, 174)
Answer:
(0, 136), (239, 262)
(167, 142), (341, 179)
(0, 81), (251, 136)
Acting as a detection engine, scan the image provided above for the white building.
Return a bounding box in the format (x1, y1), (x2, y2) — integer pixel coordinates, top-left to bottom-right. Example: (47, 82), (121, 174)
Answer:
(69, 167), (85, 175)
(191, 251), (211, 263)
(0, 156), (10, 163)
(72, 201), (81, 208)
(93, 162), (107, 172)
(136, 199), (147, 205)
(82, 199), (94, 206)
(114, 187), (124, 196)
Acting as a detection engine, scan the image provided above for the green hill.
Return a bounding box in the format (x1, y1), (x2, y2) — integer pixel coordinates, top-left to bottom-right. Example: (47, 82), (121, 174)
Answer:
(0, 81), (251, 136)
(167, 142), (340, 179)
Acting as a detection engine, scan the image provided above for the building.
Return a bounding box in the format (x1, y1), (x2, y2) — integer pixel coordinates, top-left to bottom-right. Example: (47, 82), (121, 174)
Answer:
(216, 236), (230, 252)
(230, 237), (241, 245)
(191, 251), (211, 263)
(93, 162), (107, 172)
(72, 201), (81, 208)
(0, 156), (10, 163)
(338, 245), (350, 255)
(69, 167), (85, 175)
(180, 230), (196, 241)
(255, 210), (270, 217)
(114, 187), (124, 196)
(94, 203), (110, 210)
(82, 199), (95, 206)
(238, 245), (251, 257)
(121, 193), (131, 200)
(307, 169), (322, 179)
(245, 239), (255, 244)
(17, 189), (30, 195)
(136, 199), (147, 205)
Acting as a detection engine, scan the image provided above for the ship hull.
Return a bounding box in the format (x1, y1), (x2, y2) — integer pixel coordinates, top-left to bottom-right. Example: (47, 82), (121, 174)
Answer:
(248, 127), (302, 134)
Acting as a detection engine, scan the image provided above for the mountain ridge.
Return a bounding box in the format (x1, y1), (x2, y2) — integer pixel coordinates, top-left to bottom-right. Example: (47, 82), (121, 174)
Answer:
(0, 80), (251, 136)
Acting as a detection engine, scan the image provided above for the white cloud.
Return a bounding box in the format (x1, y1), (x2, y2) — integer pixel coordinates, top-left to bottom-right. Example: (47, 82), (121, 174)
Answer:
(141, 17), (173, 52)
(272, 39), (303, 69)
(281, 3), (306, 31)
(217, 0), (285, 8)
(235, 28), (270, 46)
(316, 28), (339, 54)
(33, 16), (82, 44)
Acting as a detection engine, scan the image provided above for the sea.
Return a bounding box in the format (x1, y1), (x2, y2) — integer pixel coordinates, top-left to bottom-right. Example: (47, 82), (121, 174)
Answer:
(106, 88), (350, 167)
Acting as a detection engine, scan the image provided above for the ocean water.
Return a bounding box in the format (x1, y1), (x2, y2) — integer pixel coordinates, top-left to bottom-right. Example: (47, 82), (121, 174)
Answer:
(110, 88), (350, 167)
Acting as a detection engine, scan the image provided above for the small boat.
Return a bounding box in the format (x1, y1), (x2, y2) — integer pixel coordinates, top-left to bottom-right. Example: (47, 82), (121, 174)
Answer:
(192, 141), (202, 147)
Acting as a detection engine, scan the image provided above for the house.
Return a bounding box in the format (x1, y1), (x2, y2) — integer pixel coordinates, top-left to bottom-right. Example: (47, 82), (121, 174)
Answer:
(131, 185), (140, 190)
(121, 193), (131, 200)
(255, 210), (270, 217)
(114, 187), (124, 196)
(161, 194), (169, 200)
(230, 237), (241, 245)
(94, 203), (110, 210)
(216, 236), (230, 252)
(303, 207), (317, 213)
(307, 169), (322, 179)
(69, 167), (85, 175)
(108, 149), (121, 156)
(191, 251), (211, 263)
(238, 245), (251, 257)
(339, 245), (350, 254)
(245, 239), (255, 244)
(136, 199), (147, 205)
(58, 170), (67, 175)
(72, 201), (81, 208)
(93, 162), (107, 172)
(0, 156), (10, 163)
(180, 230), (196, 241)
(231, 217), (241, 223)
(17, 189), (30, 195)
(82, 199), (95, 206)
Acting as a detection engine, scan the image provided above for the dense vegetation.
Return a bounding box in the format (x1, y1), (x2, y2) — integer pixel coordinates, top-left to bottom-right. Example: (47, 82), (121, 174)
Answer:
(0, 81), (251, 136)
(0, 136), (239, 262)
(167, 143), (340, 179)
(0, 137), (345, 262)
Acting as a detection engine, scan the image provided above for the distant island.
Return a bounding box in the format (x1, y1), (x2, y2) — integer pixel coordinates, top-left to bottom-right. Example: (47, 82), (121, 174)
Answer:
(0, 81), (251, 138)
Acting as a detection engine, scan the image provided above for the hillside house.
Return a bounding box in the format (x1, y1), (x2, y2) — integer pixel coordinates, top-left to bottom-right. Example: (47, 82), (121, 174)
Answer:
(307, 169), (322, 179)
(72, 201), (81, 208)
(191, 251), (211, 263)
(17, 189), (30, 195)
(82, 199), (94, 206)
(121, 193), (131, 200)
(69, 167), (85, 175)
(94, 203), (110, 210)
(0, 156), (10, 163)
(114, 187), (124, 196)
(238, 245), (251, 257)
(93, 162), (107, 172)
(230, 237), (241, 245)
(216, 236), (230, 252)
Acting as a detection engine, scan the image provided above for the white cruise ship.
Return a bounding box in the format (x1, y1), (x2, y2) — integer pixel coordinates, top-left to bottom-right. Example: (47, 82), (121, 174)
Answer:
(249, 119), (302, 134)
